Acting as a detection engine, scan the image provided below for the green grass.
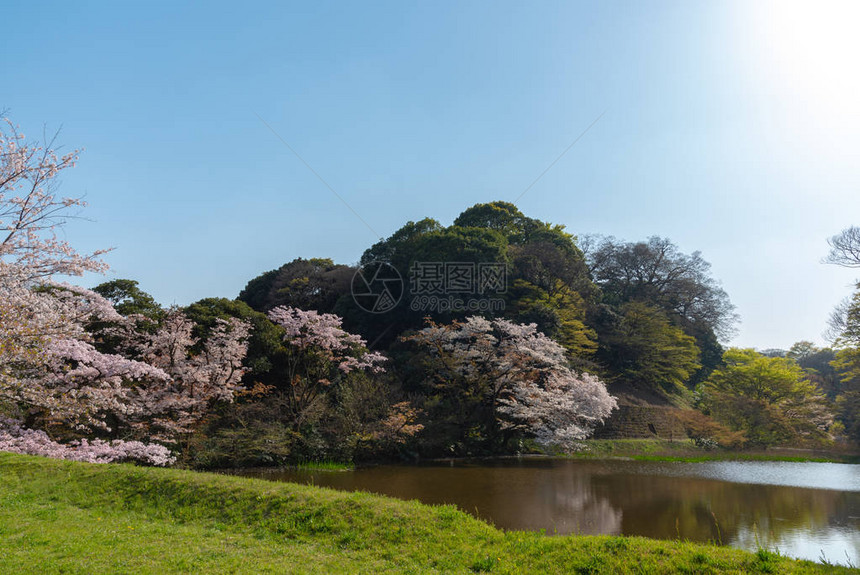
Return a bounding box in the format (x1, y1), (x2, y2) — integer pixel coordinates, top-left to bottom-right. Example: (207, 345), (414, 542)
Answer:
(0, 452), (853, 574)
(570, 439), (860, 463)
(294, 460), (354, 471)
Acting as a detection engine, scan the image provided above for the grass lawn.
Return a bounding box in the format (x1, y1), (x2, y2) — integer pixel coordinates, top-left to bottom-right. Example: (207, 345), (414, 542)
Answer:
(0, 452), (854, 574)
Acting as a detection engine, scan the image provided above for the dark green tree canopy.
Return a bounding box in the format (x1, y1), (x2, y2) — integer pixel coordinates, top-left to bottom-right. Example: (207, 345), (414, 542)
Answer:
(347, 203), (605, 353)
(453, 201), (535, 244)
(587, 235), (736, 339)
(360, 218), (443, 266)
(585, 236), (735, 388)
(238, 258), (353, 314)
(341, 222), (512, 348)
(593, 301), (701, 396)
(92, 279), (163, 320)
(510, 235), (594, 299)
(453, 201), (580, 249)
(787, 341), (840, 399)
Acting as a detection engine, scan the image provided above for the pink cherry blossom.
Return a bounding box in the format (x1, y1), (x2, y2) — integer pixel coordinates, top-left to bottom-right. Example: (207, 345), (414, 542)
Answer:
(267, 306), (387, 421)
(0, 115), (250, 462)
(407, 316), (617, 451)
(0, 417), (174, 466)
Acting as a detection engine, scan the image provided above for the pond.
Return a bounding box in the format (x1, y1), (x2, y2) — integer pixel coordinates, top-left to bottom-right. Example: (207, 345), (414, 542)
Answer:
(239, 458), (860, 566)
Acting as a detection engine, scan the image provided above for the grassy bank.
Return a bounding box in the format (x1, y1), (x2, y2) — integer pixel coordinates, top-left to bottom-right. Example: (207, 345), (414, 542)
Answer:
(0, 453), (853, 574)
(569, 439), (860, 463)
(294, 460), (354, 471)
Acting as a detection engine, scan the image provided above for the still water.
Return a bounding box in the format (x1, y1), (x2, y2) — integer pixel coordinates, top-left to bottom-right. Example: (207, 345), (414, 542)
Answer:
(240, 458), (860, 565)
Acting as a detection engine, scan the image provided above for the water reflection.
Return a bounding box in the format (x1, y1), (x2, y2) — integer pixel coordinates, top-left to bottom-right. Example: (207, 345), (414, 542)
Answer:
(239, 459), (860, 565)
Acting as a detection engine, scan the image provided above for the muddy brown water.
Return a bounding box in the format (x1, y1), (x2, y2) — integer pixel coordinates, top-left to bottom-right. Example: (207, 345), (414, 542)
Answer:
(238, 458), (860, 565)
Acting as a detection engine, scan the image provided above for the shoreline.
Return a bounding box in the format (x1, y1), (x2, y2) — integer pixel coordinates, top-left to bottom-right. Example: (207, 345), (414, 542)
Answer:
(214, 440), (860, 475)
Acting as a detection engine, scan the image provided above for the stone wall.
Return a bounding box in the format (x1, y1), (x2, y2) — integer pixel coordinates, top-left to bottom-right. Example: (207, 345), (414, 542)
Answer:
(592, 405), (688, 440)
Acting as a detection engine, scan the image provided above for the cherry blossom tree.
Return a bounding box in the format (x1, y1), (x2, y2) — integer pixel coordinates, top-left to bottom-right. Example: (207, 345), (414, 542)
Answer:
(1, 115), (116, 418)
(1, 115), (108, 278)
(126, 308), (250, 441)
(0, 276), (192, 463)
(0, 115), (249, 464)
(0, 279), (172, 429)
(0, 118), (160, 438)
(405, 316), (617, 451)
(267, 306), (386, 424)
(2, 283), (250, 444)
(0, 417), (175, 466)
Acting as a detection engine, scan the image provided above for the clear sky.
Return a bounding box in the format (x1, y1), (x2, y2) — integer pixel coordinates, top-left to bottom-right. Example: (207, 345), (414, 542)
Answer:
(4, 0), (859, 350)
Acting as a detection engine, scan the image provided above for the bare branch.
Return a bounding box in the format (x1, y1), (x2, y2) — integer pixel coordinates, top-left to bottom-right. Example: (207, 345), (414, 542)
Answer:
(824, 226), (860, 268)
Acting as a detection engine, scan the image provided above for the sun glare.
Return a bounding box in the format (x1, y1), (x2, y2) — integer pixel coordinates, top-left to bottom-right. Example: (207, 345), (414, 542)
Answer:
(743, 0), (860, 151)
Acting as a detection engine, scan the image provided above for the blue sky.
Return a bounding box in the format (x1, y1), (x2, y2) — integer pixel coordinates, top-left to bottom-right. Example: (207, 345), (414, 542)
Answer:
(4, 0), (859, 349)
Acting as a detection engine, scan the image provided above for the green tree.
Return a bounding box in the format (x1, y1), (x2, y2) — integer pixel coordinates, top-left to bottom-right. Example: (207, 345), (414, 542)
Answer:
(340, 222), (511, 348)
(238, 258), (353, 314)
(92, 279), (163, 320)
(508, 279), (597, 358)
(586, 236), (734, 386)
(701, 348), (832, 446)
(588, 237), (736, 337)
(453, 201), (537, 244)
(455, 202), (599, 358)
(787, 341), (840, 399)
(360, 218), (443, 266)
(830, 284), (860, 441)
(89, 279), (164, 353)
(594, 301), (701, 396)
